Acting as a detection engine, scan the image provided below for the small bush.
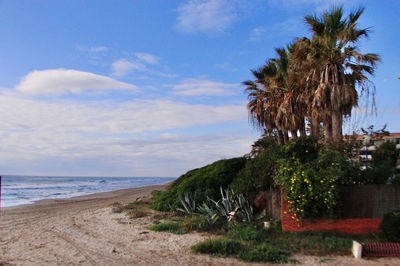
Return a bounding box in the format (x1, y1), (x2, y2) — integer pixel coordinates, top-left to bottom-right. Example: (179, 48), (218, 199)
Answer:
(128, 209), (148, 218)
(227, 224), (267, 242)
(281, 135), (319, 163)
(191, 238), (243, 257)
(111, 202), (124, 213)
(111, 200), (150, 217)
(183, 215), (223, 232)
(148, 222), (187, 235)
(380, 210), (400, 242)
(238, 243), (289, 263)
(184, 215), (205, 231)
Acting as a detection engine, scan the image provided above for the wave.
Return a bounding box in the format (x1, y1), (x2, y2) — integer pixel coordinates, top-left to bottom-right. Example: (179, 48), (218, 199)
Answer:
(1, 176), (176, 208)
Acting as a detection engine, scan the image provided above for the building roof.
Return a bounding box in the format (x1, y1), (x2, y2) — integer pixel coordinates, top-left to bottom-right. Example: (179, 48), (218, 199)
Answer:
(343, 132), (400, 141)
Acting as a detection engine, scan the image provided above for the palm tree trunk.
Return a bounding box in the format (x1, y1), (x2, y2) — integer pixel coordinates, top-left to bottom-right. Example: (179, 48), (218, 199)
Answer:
(299, 120), (306, 137)
(324, 121), (333, 143)
(277, 130), (284, 145)
(299, 122), (306, 137)
(291, 130), (298, 138)
(283, 130), (289, 144)
(311, 112), (320, 139)
(331, 111), (342, 142)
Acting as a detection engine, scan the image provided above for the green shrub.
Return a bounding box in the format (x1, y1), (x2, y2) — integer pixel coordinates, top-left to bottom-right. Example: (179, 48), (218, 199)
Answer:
(227, 224), (267, 242)
(183, 215), (222, 232)
(360, 141), (398, 184)
(281, 135), (319, 163)
(274, 147), (354, 221)
(238, 243), (289, 263)
(148, 222), (187, 235)
(152, 157), (247, 211)
(231, 146), (280, 201)
(191, 238), (243, 256)
(380, 210), (400, 242)
(275, 158), (341, 221)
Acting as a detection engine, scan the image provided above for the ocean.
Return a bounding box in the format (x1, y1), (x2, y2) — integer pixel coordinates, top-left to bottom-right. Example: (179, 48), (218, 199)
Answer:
(0, 175), (176, 208)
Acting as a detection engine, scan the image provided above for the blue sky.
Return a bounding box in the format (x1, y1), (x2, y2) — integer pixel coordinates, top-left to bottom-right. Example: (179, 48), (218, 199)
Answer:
(0, 0), (399, 177)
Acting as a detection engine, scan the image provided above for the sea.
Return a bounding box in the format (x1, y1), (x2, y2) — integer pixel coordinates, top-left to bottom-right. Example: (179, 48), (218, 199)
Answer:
(0, 175), (176, 208)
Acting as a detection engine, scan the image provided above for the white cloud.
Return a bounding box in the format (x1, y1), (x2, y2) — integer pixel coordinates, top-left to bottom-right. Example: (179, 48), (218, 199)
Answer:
(175, 0), (239, 34)
(76, 45), (108, 53)
(0, 95), (246, 136)
(249, 26), (269, 41)
(89, 46), (108, 52)
(135, 52), (160, 65)
(249, 17), (300, 41)
(214, 63), (238, 72)
(268, 0), (357, 12)
(15, 69), (137, 96)
(171, 78), (239, 96)
(0, 94), (251, 176)
(111, 54), (176, 78)
(111, 59), (147, 77)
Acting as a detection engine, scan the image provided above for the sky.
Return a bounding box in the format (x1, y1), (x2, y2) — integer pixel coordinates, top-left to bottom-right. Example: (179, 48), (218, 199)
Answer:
(0, 0), (399, 177)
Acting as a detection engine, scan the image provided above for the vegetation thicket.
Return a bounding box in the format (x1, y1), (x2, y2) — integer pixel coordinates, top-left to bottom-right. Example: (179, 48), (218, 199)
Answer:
(148, 5), (399, 263)
(380, 210), (400, 242)
(152, 157), (247, 211)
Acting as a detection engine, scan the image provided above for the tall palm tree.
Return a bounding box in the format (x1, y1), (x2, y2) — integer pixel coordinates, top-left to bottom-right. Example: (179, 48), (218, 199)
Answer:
(244, 48), (305, 144)
(304, 6), (379, 142)
(273, 47), (301, 139)
(243, 62), (287, 144)
(289, 37), (322, 139)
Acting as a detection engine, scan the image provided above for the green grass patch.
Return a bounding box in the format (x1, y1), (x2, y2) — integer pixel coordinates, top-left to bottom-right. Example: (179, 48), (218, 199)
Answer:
(148, 222), (187, 235)
(256, 230), (372, 256)
(184, 215), (225, 232)
(238, 243), (290, 263)
(191, 238), (243, 257)
(227, 224), (267, 242)
(190, 222), (379, 263)
(111, 200), (151, 217)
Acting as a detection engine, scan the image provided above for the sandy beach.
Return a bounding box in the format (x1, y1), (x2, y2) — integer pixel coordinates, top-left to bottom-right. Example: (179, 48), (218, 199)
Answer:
(1, 184), (399, 266)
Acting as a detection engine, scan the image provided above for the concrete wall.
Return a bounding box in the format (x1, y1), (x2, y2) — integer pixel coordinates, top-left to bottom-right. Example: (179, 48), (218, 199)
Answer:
(340, 184), (400, 218)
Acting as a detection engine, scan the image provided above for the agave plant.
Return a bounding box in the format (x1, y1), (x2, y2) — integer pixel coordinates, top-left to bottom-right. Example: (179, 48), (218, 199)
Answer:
(200, 187), (255, 223)
(176, 191), (197, 214)
(197, 202), (220, 224)
(237, 194), (254, 223)
(178, 188), (255, 223)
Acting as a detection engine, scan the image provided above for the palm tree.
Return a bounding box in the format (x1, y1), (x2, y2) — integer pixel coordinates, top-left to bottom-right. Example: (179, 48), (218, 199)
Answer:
(289, 37), (322, 139)
(243, 63), (287, 144)
(244, 46), (309, 144)
(273, 47), (305, 139)
(303, 6), (379, 142)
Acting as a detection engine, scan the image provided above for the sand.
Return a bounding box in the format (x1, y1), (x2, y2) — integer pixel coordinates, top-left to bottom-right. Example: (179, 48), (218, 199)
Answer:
(1, 184), (399, 265)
